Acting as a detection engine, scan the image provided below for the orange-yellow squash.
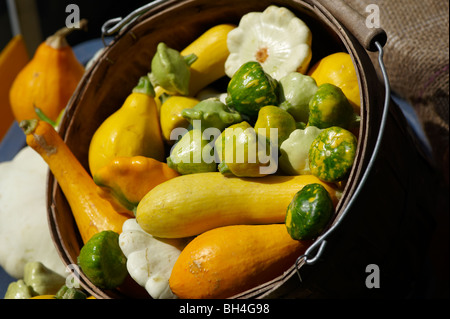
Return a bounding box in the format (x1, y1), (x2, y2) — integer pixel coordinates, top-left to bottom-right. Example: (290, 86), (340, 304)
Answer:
(9, 22), (85, 123)
(20, 119), (130, 243)
(0, 34), (29, 138)
(88, 76), (165, 176)
(169, 224), (312, 299)
(93, 156), (180, 214)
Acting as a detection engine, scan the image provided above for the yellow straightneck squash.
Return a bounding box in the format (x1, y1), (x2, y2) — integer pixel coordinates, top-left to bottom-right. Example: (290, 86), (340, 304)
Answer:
(136, 172), (340, 238)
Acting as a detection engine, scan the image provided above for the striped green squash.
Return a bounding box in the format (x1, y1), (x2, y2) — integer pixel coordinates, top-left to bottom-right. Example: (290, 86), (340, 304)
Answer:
(285, 183), (334, 240)
(308, 126), (357, 182)
(225, 61), (278, 119)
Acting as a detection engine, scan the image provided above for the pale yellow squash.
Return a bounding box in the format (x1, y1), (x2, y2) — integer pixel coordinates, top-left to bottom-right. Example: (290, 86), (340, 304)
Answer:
(136, 172), (340, 238)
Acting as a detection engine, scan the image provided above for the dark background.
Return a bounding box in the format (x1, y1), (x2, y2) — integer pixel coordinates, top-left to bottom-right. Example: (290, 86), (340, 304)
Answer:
(1, 0), (150, 54)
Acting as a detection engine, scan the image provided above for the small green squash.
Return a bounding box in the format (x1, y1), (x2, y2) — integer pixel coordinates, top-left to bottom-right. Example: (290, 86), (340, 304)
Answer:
(285, 183), (334, 240)
(77, 230), (128, 290)
(226, 61), (279, 119)
(254, 105), (297, 147)
(308, 83), (354, 129)
(308, 126), (357, 182)
(167, 129), (217, 175)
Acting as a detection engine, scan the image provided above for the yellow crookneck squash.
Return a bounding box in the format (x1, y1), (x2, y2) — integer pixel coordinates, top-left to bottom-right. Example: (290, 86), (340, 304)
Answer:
(181, 24), (236, 96)
(9, 21), (86, 123)
(88, 75), (165, 176)
(152, 24), (235, 110)
(20, 119), (130, 244)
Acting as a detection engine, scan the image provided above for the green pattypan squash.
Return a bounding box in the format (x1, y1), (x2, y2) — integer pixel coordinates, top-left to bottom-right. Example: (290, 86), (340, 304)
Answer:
(4, 280), (36, 299)
(23, 261), (66, 296)
(309, 126), (357, 182)
(225, 61), (279, 119)
(215, 121), (277, 177)
(308, 83), (354, 129)
(167, 129), (217, 175)
(77, 230), (128, 290)
(181, 97), (242, 131)
(149, 42), (197, 96)
(254, 105), (297, 147)
(54, 285), (87, 299)
(285, 183), (334, 240)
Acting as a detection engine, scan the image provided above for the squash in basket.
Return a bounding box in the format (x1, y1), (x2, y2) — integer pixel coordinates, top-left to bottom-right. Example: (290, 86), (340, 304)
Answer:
(88, 75), (165, 176)
(169, 224), (312, 299)
(181, 24), (236, 96)
(285, 183), (334, 240)
(136, 172), (340, 238)
(309, 126), (357, 182)
(93, 156), (180, 214)
(20, 119), (130, 244)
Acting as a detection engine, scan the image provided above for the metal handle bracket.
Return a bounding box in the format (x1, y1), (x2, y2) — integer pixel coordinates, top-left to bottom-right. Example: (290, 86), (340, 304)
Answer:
(101, 0), (168, 44)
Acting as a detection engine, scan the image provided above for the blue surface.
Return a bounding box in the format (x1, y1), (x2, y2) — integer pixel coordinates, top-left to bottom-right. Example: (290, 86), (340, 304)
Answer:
(0, 38), (109, 298)
(0, 122), (26, 162)
(0, 268), (15, 298)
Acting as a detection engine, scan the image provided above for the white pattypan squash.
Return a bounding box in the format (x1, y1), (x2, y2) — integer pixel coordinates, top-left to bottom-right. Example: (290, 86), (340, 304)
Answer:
(225, 5), (312, 80)
(0, 147), (66, 279)
(119, 218), (191, 299)
(279, 126), (323, 175)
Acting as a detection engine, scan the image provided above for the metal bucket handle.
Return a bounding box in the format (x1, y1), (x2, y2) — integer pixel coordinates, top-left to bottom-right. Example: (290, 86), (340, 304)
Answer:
(295, 1), (390, 280)
(296, 40), (390, 271)
(100, 0), (391, 287)
(101, 0), (168, 44)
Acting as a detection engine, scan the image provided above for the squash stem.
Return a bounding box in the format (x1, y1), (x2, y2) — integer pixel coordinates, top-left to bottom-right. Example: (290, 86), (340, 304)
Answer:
(19, 119), (39, 135)
(158, 92), (171, 105)
(351, 114), (361, 130)
(132, 75), (155, 97)
(45, 19), (88, 49)
(218, 162), (233, 176)
(34, 106), (56, 128)
(183, 53), (198, 67)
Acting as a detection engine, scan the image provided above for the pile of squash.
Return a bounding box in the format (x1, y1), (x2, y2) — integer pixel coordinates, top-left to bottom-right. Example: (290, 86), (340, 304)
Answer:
(20, 6), (361, 299)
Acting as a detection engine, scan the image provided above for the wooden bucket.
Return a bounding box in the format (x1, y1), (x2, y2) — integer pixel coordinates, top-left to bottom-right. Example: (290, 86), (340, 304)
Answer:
(47, 0), (437, 299)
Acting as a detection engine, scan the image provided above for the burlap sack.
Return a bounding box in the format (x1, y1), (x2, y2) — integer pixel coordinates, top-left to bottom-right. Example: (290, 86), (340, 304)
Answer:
(343, 0), (449, 298)
(345, 0), (449, 184)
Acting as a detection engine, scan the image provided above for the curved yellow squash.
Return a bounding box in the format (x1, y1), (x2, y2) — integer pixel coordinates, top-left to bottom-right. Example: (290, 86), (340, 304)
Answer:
(136, 172), (340, 238)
